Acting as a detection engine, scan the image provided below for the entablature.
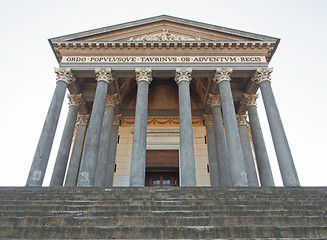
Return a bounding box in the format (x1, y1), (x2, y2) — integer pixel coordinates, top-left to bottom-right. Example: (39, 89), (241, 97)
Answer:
(52, 41), (277, 63)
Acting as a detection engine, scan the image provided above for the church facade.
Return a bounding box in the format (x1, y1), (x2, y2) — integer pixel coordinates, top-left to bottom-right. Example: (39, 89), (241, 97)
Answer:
(26, 15), (299, 188)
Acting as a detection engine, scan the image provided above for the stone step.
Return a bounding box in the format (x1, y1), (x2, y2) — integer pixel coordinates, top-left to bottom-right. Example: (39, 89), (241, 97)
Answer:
(1, 199), (325, 208)
(2, 209), (326, 218)
(2, 193), (326, 200)
(2, 195), (325, 201)
(2, 191), (327, 198)
(1, 197), (326, 204)
(3, 196), (326, 203)
(1, 187), (326, 195)
(2, 215), (327, 227)
(0, 239), (318, 240)
(2, 199), (325, 207)
(1, 187), (327, 239)
(2, 192), (326, 198)
(1, 203), (325, 212)
(1, 225), (327, 239)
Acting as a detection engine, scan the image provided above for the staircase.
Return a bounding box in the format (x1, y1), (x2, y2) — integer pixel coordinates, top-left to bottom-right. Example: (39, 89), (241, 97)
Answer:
(0, 187), (326, 239)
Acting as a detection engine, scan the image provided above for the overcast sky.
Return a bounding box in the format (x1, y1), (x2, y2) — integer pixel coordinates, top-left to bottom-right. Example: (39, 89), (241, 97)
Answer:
(0, 0), (326, 187)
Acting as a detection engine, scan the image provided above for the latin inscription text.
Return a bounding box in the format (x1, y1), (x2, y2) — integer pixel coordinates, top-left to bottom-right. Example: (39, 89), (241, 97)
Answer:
(62, 56), (266, 63)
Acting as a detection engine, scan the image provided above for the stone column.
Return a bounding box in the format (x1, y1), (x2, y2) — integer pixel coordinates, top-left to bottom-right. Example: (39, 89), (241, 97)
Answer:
(213, 68), (248, 186)
(77, 68), (113, 187)
(236, 114), (260, 186)
(175, 68), (196, 187)
(50, 94), (85, 186)
(203, 115), (219, 187)
(64, 114), (89, 187)
(94, 94), (119, 187)
(129, 68), (152, 187)
(105, 115), (121, 187)
(26, 68), (74, 187)
(253, 68), (300, 186)
(241, 94), (274, 186)
(206, 94), (232, 186)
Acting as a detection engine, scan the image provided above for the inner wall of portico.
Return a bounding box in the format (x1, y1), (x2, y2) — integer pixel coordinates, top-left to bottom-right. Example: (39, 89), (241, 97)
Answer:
(113, 122), (210, 187)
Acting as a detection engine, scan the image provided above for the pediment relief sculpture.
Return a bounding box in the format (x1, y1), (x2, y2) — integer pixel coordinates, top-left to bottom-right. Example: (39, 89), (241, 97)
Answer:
(128, 29), (201, 41)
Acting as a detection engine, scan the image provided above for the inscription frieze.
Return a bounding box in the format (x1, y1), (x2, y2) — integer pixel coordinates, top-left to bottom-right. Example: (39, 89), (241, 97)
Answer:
(62, 56), (266, 63)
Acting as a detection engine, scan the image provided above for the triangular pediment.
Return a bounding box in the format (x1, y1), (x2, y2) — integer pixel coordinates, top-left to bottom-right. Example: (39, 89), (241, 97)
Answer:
(62, 22), (255, 42)
(50, 15), (278, 43)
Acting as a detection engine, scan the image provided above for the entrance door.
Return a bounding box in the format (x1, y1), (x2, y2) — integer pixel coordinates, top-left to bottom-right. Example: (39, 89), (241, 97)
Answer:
(146, 172), (179, 187)
(145, 150), (179, 187)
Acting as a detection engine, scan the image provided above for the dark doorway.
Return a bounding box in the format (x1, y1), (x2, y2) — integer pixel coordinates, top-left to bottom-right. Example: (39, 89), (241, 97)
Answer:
(145, 150), (179, 187)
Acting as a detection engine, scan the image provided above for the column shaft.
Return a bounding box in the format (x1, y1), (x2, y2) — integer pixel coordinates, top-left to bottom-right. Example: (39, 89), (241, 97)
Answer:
(248, 105), (274, 186)
(237, 118), (259, 186)
(177, 80), (196, 187)
(205, 123), (219, 186)
(212, 106), (232, 186)
(50, 104), (79, 186)
(260, 81), (300, 186)
(77, 80), (108, 186)
(94, 104), (115, 187)
(26, 80), (67, 186)
(219, 80), (248, 186)
(64, 123), (87, 187)
(105, 124), (119, 187)
(130, 81), (150, 187)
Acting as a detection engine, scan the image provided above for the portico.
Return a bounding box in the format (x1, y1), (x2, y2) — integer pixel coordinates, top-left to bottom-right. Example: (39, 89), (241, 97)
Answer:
(26, 15), (300, 187)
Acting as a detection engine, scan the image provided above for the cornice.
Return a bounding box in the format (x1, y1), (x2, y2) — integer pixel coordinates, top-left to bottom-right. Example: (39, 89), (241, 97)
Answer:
(52, 41), (276, 50)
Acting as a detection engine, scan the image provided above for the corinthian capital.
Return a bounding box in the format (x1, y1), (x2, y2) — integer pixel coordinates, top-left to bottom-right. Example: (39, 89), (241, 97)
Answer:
(252, 68), (273, 84)
(95, 68), (114, 83)
(206, 94), (222, 108)
(76, 114), (90, 126)
(68, 94), (85, 107)
(213, 68), (233, 84)
(236, 114), (248, 126)
(135, 68), (152, 84)
(55, 68), (75, 84)
(241, 93), (259, 107)
(105, 94), (119, 107)
(175, 68), (192, 84)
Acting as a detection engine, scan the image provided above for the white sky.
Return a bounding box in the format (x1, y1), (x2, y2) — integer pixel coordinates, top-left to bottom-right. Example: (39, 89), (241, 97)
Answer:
(0, 0), (326, 187)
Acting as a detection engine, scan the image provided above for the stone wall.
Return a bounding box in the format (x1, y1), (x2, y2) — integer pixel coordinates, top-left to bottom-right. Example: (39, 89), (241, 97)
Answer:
(113, 123), (210, 186)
